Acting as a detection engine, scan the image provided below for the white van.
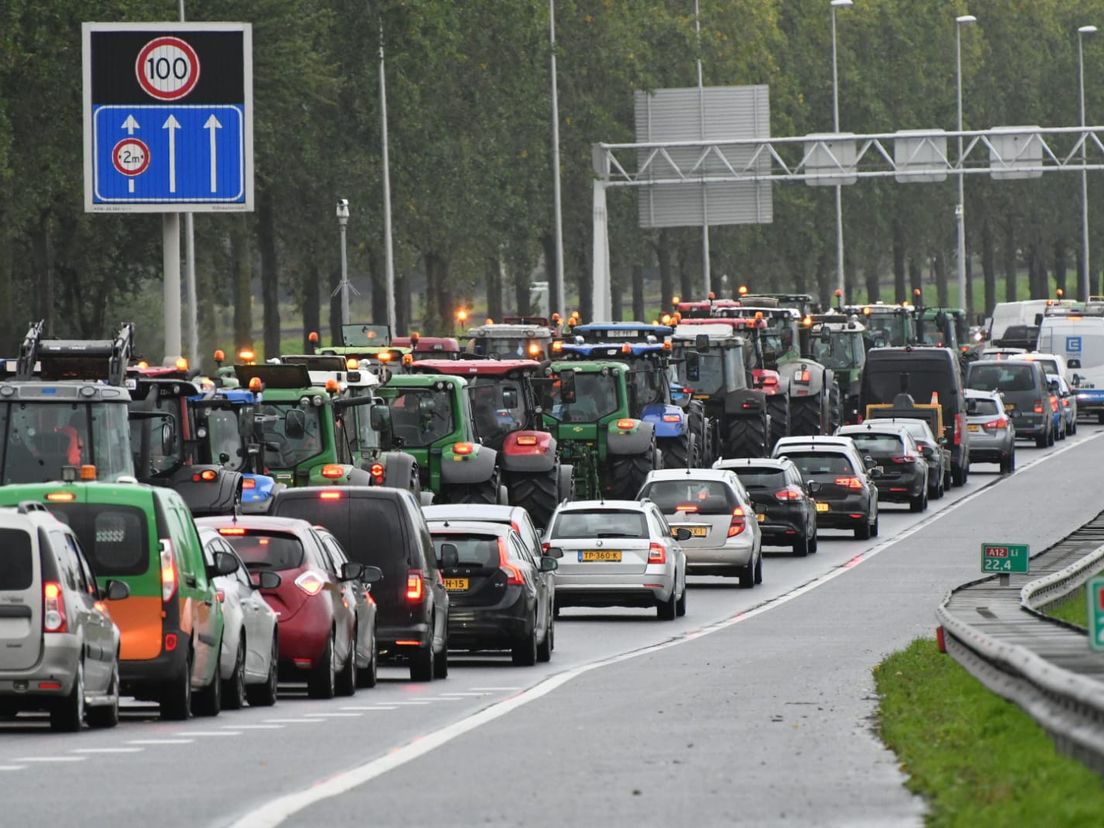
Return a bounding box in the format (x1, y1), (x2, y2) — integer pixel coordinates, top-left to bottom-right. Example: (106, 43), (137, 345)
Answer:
(1038, 312), (1104, 421)
(988, 300), (1049, 343)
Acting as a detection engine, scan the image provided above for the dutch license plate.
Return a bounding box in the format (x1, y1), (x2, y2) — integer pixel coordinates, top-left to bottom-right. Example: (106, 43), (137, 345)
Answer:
(816, 502), (829, 513)
(443, 578), (469, 592)
(1004, 403), (1015, 412)
(689, 526), (709, 538)
(968, 424), (981, 432)
(580, 550), (622, 562)
(756, 513), (766, 523)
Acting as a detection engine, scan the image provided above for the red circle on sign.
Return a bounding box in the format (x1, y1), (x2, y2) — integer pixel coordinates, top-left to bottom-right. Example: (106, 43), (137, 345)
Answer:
(135, 36), (201, 101)
(112, 138), (151, 177)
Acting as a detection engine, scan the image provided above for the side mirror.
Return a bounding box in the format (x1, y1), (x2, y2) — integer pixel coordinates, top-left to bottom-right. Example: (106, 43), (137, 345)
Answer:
(103, 579), (130, 601)
(673, 527), (692, 542)
(438, 542), (460, 569)
(806, 480), (821, 495)
(694, 334), (710, 353)
(921, 445), (934, 459)
(250, 570), (282, 590)
(1048, 381), (1060, 394)
(869, 466), (883, 478)
(863, 455), (877, 469)
(369, 404), (391, 432)
(340, 561), (366, 582)
(559, 369), (577, 405)
(539, 556), (559, 572)
(545, 546), (564, 559)
(161, 419), (177, 456)
(1069, 359), (1082, 369)
(686, 350), (701, 382)
(360, 565), (383, 584)
(211, 551), (240, 577)
(1073, 374), (1083, 388)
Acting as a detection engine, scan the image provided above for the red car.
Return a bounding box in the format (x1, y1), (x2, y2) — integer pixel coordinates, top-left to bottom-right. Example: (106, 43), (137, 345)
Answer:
(195, 516), (380, 699)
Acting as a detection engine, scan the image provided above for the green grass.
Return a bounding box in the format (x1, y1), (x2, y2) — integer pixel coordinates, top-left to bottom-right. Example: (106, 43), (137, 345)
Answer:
(875, 638), (1104, 827)
(1042, 570), (1104, 629)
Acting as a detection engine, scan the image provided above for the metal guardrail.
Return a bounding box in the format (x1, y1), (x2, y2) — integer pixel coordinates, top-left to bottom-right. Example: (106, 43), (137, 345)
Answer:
(937, 517), (1104, 775)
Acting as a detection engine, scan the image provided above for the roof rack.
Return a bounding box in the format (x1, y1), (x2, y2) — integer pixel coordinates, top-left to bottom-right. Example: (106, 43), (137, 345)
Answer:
(16, 320), (135, 386)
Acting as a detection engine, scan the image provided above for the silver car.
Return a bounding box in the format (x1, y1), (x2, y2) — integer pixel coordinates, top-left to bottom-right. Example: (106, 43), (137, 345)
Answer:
(200, 528), (281, 708)
(0, 504), (128, 731)
(965, 388), (1016, 473)
(636, 468), (762, 588)
(544, 500), (688, 620)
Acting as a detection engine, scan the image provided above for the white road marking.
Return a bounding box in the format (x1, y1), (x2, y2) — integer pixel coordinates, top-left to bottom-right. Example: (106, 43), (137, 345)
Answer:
(340, 706), (398, 711)
(387, 701), (431, 705)
(232, 724), (285, 730)
(14, 756), (86, 763)
(303, 713), (361, 718)
(183, 731), (241, 736)
(0, 765), (26, 771)
(438, 692), (488, 697)
(127, 739), (194, 745)
(263, 719), (321, 725)
(71, 747), (144, 754)
(468, 686), (520, 691)
(229, 433), (1100, 828)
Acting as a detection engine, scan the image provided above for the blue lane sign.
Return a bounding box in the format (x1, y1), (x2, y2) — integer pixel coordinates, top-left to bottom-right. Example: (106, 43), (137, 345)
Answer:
(83, 23), (253, 213)
(1067, 336), (1083, 354)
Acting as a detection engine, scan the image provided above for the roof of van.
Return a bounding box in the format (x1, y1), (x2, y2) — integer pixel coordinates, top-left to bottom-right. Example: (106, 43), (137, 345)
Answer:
(865, 346), (957, 360)
(273, 486), (414, 502)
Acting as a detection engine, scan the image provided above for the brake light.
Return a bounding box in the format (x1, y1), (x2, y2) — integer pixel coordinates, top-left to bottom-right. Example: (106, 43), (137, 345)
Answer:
(541, 542), (550, 553)
(675, 503), (699, 513)
(321, 464), (345, 479)
(759, 375), (779, 388)
(219, 527), (246, 535)
(834, 477), (864, 490)
(294, 571), (326, 596)
(453, 442), (475, 457)
(498, 537), (525, 585)
(516, 434), (538, 446)
(616, 419), (636, 430)
(953, 413), (964, 446)
(648, 542), (667, 564)
(891, 455), (917, 464)
(369, 462), (385, 483)
(241, 477), (256, 490)
(982, 417), (1008, 432)
(774, 487), (804, 501)
(1033, 400), (1044, 414)
(160, 540), (178, 602)
(727, 507), (747, 537)
(43, 581), (67, 633)
(319, 490), (343, 500)
(164, 632), (178, 652)
(406, 570), (424, 602)
(662, 414), (681, 423)
(192, 469), (218, 482)
(1062, 398), (1070, 409)
(1050, 396), (1059, 413)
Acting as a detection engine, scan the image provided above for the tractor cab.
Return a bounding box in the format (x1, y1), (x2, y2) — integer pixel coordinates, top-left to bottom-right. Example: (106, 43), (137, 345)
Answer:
(844, 304), (917, 349)
(466, 320), (556, 361)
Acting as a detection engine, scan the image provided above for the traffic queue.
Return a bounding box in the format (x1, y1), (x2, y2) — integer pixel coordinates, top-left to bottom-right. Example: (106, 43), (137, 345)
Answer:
(0, 292), (1084, 731)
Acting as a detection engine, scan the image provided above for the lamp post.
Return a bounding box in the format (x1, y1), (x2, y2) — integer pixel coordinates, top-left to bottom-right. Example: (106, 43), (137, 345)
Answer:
(830, 0), (852, 300)
(549, 0), (565, 318)
(1080, 25), (1098, 302)
(955, 14), (976, 314)
(336, 199), (351, 325)
(695, 0), (711, 297)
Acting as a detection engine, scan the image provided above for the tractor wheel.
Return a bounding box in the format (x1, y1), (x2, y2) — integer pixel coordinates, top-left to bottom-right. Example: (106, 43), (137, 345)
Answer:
(557, 463), (575, 504)
(789, 396), (824, 437)
(508, 469), (560, 530)
(660, 434), (692, 469)
(606, 449), (655, 500)
(766, 395), (789, 447)
(443, 478), (500, 505)
(724, 414), (768, 459)
(829, 384), (843, 432)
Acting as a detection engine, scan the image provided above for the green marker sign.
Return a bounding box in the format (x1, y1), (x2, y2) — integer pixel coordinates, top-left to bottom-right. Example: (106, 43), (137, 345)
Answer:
(1088, 577), (1104, 652)
(981, 543), (1030, 574)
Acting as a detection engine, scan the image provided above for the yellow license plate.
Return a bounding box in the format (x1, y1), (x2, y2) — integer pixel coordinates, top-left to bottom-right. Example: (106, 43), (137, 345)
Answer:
(688, 526), (708, 537)
(756, 513), (766, 523)
(816, 502), (829, 513)
(443, 578), (469, 591)
(580, 550), (622, 562)
(1004, 403), (1015, 412)
(967, 424), (980, 432)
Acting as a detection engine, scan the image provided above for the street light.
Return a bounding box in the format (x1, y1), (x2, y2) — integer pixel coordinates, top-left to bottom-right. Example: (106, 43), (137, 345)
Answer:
(830, 0), (853, 301)
(549, 0), (565, 318)
(955, 14), (976, 315)
(1079, 25), (1097, 302)
(336, 199), (351, 325)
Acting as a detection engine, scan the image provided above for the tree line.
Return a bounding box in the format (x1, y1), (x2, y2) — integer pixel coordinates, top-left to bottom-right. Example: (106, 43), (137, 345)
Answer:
(3, 0), (1104, 360)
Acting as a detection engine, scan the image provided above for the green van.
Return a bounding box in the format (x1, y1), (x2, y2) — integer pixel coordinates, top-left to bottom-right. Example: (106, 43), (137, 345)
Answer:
(0, 480), (237, 719)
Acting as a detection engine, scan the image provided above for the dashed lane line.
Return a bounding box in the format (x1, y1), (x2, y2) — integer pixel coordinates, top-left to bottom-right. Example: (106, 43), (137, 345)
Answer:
(13, 756), (86, 763)
(127, 739), (194, 745)
(71, 748), (144, 754)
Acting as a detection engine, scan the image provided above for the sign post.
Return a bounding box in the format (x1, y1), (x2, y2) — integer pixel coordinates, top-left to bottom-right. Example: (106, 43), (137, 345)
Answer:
(981, 542), (1030, 586)
(1088, 577), (1104, 651)
(83, 22), (253, 361)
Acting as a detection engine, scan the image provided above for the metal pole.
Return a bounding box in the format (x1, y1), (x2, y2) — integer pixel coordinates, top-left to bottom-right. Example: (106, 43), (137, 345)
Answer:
(956, 23), (968, 313)
(1080, 29), (1093, 302)
(379, 16), (397, 335)
(163, 214), (183, 360)
(831, 5), (845, 299)
(550, 0), (566, 317)
(179, 0), (198, 367)
(696, 0), (711, 297)
(339, 222), (350, 325)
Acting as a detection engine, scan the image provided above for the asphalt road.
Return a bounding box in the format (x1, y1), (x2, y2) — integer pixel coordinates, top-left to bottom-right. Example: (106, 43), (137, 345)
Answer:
(2, 428), (1101, 827)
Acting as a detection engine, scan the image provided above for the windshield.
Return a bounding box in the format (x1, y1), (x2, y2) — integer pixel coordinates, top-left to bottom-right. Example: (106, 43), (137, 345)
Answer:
(811, 332), (864, 371)
(548, 372), (621, 424)
(731, 467), (788, 490)
(0, 400), (134, 484)
(867, 315), (909, 346)
(199, 407), (245, 471)
(639, 480), (736, 514)
(675, 351), (724, 395)
(470, 337), (531, 359)
(970, 397), (1001, 417)
(342, 324), (390, 347)
(386, 387), (455, 448)
(967, 364), (1036, 393)
(257, 401), (325, 470)
(778, 451), (855, 477)
(550, 509), (648, 539)
(468, 378), (527, 450)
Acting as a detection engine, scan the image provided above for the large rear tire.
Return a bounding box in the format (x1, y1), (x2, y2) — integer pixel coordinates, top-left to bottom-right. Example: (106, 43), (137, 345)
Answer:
(725, 414), (769, 459)
(606, 449), (654, 500)
(557, 463), (575, 506)
(789, 396), (823, 437)
(660, 433), (692, 469)
(509, 468), (560, 530)
(766, 395), (789, 447)
(443, 477), (500, 505)
(829, 384), (843, 432)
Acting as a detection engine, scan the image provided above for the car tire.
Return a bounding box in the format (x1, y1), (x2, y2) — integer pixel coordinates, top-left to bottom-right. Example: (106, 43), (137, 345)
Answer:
(658, 587), (681, 615)
(855, 519), (872, 540)
(872, 512), (880, 537)
(410, 644), (435, 682)
(434, 633), (450, 678)
(809, 532), (819, 554)
(335, 632), (357, 697)
(909, 490), (926, 513)
(1000, 451), (1015, 474)
(1036, 431), (1049, 448)
(793, 534), (810, 557)
(160, 651), (192, 721)
(50, 662), (84, 733)
(737, 560), (756, 590)
(192, 658), (222, 718)
(675, 585), (688, 616)
(222, 637), (247, 711)
(512, 621), (539, 664)
(537, 620), (553, 663)
(87, 659), (120, 729)
(754, 555), (763, 584)
(307, 635), (337, 699)
(357, 635), (378, 689)
(246, 635), (279, 707)
(1098, 411), (1104, 425)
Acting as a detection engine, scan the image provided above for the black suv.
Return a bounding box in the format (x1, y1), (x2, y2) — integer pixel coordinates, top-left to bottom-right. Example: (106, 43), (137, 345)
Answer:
(271, 487), (450, 682)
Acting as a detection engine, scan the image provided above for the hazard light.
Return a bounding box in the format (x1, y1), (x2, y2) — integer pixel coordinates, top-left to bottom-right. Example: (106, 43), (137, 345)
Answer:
(616, 419), (636, 430)
(453, 442), (475, 455)
(346, 358), (359, 370)
(242, 477), (256, 490)
(80, 465), (97, 481)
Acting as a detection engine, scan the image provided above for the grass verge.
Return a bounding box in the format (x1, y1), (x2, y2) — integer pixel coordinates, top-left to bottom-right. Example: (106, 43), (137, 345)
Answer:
(875, 638), (1104, 826)
(1045, 585), (1091, 628)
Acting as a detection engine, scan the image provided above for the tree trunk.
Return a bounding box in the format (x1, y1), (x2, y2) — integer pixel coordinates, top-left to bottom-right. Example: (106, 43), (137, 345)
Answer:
(678, 237), (694, 301)
(258, 197), (281, 360)
(541, 233), (558, 315)
(576, 239), (593, 322)
(328, 265), (342, 346)
(934, 250), (948, 307)
(486, 256), (503, 321)
(1054, 240), (1068, 299)
(816, 248), (832, 310)
(965, 253), (974, 317)
(0, 223), (13, 352)
(908, 256), (923, 304)
(1002, 221), (1017, 302)
(513, 260), (530, 317)
(655, 230), (674, 313)
(302, 264), (321, 351)
(981, 218), (996, 319)
(396, 270), (410, 335)
(864, 255), (881, 304)
(1027, 245), (1045, 299)
(368, 245), (386, 326)
(230, 215), (253, 352)
(892, 219), (906, 303)
(632, 264), (645, 322)
(610, 267), (624, 321)
(32, 211), (54, 334)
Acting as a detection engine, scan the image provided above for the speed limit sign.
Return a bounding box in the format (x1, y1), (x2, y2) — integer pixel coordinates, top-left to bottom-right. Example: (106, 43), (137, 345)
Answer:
(135, 36), (200, 100)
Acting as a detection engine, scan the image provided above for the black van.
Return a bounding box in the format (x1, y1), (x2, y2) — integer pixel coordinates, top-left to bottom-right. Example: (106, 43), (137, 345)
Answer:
(859, 347), (971, 487)
(270, 487), (451, 682)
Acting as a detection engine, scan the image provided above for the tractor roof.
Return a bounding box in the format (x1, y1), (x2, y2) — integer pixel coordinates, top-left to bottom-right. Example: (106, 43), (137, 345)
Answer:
(548, 360), (629, 374)
(392, 336), (461, 353)
(412, 359), (543, 377)
(673, 323), (747, 343)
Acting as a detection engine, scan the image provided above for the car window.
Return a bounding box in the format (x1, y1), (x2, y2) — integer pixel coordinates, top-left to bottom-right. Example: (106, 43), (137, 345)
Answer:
(431, 532), (501, 567)
(202, 539), (219, 569)
(639, 479), (737, 514)
(845, 433), (904, 455)
(221, 531), (305, 571)
(67, 535), (96, 595)
(49, 531), (79, 592)
(322, 535), (348, 571)
(509, 533), (535, 566)
(550, 509), (648, 539)
(47, 503), (149, 577)
(0, 528), (34, 591)
(968, 363), (1038, 393)
(971, 397), (1001, 416)
(731, 466), (787, 491)
(780, 451), (855, 476)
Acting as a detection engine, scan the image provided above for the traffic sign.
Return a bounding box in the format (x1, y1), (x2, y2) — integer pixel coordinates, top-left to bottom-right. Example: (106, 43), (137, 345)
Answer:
(83, 22), (253, 212)
(1088, 577), (1104, 651)
(981, 542), (1030, 574)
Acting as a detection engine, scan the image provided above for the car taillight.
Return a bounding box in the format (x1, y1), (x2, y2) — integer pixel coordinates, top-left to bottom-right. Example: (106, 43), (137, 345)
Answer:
(982, 417), (1008, 432)
(1033, 400), (1045, 414)
(1050, 396), (1059, 412)
(728, 507), (747, 537)
(795, 370), (811, 384)
(541, 542), (550, 554)
(43, 581), (67, 633)
(648, 542), (667, 564)
(369, 462), (385, 483)
(319, 490), (343, 500)
(406, 570), (424, 602)
(160, 539), (177, 602)
(891, 455), (916, 464)
(834, 477), (864, 490)
(760, 375), (779, 388)
(616, 419), (636, 430)
(516, 434), (538, 446)
(498, 537), (525, 585)
(294, 571), (326, 596)
(774, 487), (803, 501)
(953, 413), (964, 446)
(1062, 398), (1070, 409)
(215, 589), (225, 603)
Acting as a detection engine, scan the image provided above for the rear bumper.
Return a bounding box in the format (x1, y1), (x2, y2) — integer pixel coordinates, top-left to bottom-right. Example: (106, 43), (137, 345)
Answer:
(813, 494), (872, 528)
(0, 634), (82, 700)
(120, 643), (188, 691)
(684, 538), (754, 569)
(873, 472), (924, 502)
(376, 622), (431, 652)
(447, 601), (532, 650)
(555, 570), (675, 606)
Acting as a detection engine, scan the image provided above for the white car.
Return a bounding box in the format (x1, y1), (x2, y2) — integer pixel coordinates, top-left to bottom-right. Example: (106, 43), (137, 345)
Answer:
(544, 500), (688, 620)
(637, 468), (762, 587)
(199, 528), (281, 708)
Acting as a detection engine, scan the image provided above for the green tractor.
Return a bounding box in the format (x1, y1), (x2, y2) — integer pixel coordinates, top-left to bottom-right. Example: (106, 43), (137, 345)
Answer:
(800, 314), (867, 426)
(541, 361), (660, 500)
(377, 373), (507, 504)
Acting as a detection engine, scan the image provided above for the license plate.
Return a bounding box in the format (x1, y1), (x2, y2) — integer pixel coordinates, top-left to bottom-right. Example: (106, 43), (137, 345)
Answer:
(816, 502), (829, 513)
(967, 424), (980, 432)
(1004, 403), (1015, 412)
(443, 578), (469, 592)
(756, 513), (766, 523)
(580, 550), (622, 562)
(688, 526), (708, 538)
